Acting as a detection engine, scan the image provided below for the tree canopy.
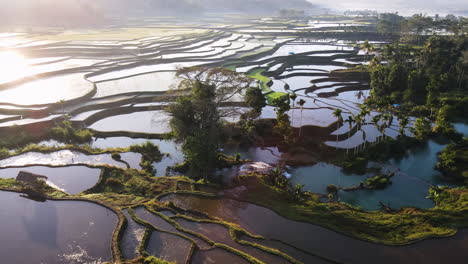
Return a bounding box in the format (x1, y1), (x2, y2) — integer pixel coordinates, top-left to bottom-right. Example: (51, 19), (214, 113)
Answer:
(166, 67), (252, 180)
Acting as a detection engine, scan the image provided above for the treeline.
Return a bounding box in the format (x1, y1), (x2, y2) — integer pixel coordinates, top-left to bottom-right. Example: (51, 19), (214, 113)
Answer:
(344, 10), (378, 18)
(368, 35), (467, 113)
(278, 9), (306, 18)
(378, 13), (468, 37)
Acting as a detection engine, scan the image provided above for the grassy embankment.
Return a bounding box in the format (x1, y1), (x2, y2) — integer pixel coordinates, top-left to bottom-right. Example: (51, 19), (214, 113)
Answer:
(246, 68), (285, 104)
(235, 173), (468, 245)
(0, 162), (466, 263)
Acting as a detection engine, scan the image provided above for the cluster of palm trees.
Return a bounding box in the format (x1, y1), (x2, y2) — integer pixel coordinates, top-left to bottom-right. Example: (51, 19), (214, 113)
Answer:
(361, 40), (375, 64)
(288, 91), (307, 137)
(332, 104), (411, 156)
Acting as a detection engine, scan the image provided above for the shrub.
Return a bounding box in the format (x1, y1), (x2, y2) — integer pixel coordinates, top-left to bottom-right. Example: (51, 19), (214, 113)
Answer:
(130, 142), (163, 162)
(342, 157), (368, 174)
(326, 184), (338, 193)
(365, 174), (394, 189)
(111, 153), (122, 161)
(50, 120), (93, 144)
(144, 256), (174, 264)
(105, 178), (123, 188)
(0, 147), (10, 159)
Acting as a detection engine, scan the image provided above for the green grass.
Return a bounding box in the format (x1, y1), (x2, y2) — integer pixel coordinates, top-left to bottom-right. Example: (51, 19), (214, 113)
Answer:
(224, 65), (236, 71)
(236, 174), (467, 245)
(247, 68), (271, 84)
(265, 91), (287, 104)
(246, 68), (287, 104)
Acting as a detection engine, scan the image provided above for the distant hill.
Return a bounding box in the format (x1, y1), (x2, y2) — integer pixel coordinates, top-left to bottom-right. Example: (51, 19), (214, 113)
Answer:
(100, 0), (315, 16)
(194, 0), (315, 14)
(0, 0), (315, 27)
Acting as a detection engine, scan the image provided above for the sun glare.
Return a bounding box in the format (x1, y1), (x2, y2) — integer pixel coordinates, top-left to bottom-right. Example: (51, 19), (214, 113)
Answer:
(0, 51), (29, 84)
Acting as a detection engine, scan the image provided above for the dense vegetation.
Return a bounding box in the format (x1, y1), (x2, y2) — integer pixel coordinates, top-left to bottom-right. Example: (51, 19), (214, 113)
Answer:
(377, 13), (468, 38)
(368, 35), (467, 113)
(436, 138), (468, 184)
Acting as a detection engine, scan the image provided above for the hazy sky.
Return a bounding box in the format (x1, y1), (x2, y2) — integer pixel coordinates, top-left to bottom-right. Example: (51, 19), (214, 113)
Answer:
(309, 0), (467, 16)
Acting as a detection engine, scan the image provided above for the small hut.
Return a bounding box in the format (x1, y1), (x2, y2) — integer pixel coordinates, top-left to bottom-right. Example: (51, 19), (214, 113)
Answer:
(16, 171), (48, 185)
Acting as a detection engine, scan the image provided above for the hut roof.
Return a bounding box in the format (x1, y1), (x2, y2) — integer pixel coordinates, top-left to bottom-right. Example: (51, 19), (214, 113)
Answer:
(16, 171), (48, 184)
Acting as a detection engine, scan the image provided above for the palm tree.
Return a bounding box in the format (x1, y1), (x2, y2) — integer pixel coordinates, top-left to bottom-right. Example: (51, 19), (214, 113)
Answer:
(333, 108), (343, 149)
(372, 115), (381, 144)
(58, 99), (66, 114)
(381, 113), (392, 141)
(290, 93), (297, 126)
(398, 115), (409, 138)
(354, 113), (364, 153)
(298, 99), (306, 137)
(360, 105), (370, 117)
(361, 40), (374, 64)
(345, 115), (355, 155)
(332, 108), (343, 188)
(361, 130), (367, 154)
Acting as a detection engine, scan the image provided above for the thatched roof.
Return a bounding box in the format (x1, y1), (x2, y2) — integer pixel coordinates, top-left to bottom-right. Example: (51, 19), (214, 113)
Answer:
(16, 171), (48, 184)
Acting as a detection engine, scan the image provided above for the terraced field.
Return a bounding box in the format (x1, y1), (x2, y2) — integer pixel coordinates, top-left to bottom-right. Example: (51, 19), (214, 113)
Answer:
(1, 17), (466, 264)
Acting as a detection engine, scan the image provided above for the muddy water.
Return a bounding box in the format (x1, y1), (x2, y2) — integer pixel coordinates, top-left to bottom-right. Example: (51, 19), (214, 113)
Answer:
(161, 194), (468, 264)
(0, 191), (117, 264)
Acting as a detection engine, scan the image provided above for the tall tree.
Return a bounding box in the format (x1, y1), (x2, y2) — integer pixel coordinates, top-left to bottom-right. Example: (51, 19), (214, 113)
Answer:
(298, 99), (306, 137)
(333, 108), (343, 149)
(345, 115), (355, 155)
(166, 67), (251, 180)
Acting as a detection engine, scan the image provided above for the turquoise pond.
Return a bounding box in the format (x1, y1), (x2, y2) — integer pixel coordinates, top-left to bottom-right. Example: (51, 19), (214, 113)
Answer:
(290, 124), (468, 211)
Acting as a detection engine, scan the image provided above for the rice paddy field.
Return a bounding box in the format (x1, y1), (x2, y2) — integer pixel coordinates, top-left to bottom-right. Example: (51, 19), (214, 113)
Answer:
(0, 16), (467, 264)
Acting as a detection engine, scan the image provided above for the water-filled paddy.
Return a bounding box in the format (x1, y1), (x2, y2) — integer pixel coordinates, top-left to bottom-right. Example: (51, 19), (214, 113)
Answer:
(0, 191), (117, 264)
(0, 166), (100, 195)
(121, 209), (145, 260)
(192, 248), (249, 264)
(0, 73), (94, 105)
(0, 150), (142, 170)
(95, 71), (178, 98)
(146, 231), (192, 264)
(89, 110), (171, 134)
(162, 194), (468, 264)
(91, 137), (183, 176)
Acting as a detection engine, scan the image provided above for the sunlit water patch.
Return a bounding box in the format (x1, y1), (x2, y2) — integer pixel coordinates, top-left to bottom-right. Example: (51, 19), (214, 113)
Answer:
(0, 150), (142, 170)
(0, 73), (94, 105)
(0, 166), (100, 195)
(88, 110), (171, 134)
(94, 71), (178, 98)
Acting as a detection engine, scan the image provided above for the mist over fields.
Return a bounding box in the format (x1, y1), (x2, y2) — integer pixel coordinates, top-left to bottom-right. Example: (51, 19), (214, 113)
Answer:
(309, 0), (468, 16)
(0, 0), (314, 26)
(1, 0), (465, 27)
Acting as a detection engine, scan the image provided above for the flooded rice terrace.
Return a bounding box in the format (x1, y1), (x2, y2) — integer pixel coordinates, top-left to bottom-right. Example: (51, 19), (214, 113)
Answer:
(0, 16), (466, 263)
